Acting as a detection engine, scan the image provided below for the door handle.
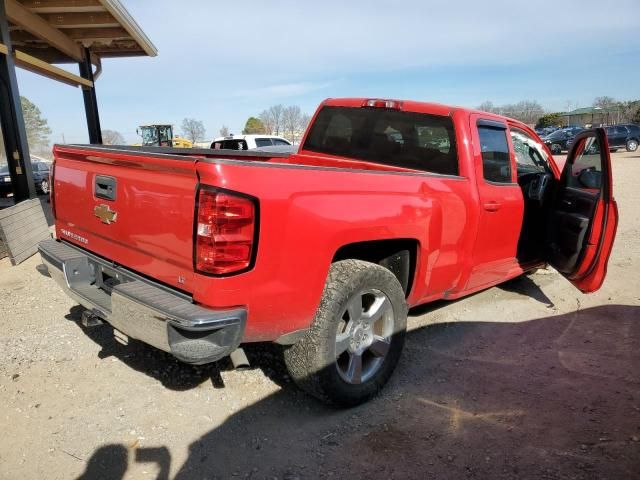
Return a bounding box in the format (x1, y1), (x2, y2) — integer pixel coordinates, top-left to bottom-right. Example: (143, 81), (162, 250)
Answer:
(483, 201), (502, 212)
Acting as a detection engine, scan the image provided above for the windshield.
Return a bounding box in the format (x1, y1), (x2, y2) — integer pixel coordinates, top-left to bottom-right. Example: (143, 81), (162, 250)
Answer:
(303, 106), (459, 175)
(0, 165), (8, 174)
(141, 126), (173, 147)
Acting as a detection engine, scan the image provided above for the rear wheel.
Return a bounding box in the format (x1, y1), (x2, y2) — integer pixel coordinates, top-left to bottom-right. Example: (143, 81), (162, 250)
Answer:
(551, 143), (562, 154)
(626, 139), (638, 152)
(284, 259), (407, 407)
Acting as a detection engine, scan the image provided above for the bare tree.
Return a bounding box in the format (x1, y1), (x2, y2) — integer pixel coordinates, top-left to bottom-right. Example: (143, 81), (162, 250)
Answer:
(181, 118), (206, 143)
(259, 104), (285, 135)
(299, 113), (312, 138)
(477, 101), (497, 113)
(282, 105), (302, 143)
(219, 125), (230, 137)
(476, 100), (544, 125)
(593, 96), (617, 109)
(258, 110), (274, 135)
(269, 104), (284, 135)
(102, 129), (125, 145)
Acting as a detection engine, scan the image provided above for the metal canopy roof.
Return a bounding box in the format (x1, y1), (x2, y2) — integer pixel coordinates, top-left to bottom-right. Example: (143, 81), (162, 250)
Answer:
(5, 0), (157, 65)
(563, 106), (620, 116)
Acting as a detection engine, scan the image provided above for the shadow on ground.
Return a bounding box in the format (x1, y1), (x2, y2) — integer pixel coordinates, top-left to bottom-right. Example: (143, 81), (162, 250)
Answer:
(73, 304), (640, 479)
(65, 306), (291, 391)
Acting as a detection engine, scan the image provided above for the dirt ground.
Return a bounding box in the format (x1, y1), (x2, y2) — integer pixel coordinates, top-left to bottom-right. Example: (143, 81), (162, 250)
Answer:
(1, 151), (639, 480)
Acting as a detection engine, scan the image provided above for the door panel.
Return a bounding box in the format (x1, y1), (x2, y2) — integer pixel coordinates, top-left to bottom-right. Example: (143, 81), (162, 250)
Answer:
(547, 188), (598, 273)
(467, 115), (523, 290)
(546, 128), (618, 292)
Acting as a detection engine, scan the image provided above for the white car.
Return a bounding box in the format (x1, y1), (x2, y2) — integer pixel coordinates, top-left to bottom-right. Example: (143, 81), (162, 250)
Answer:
(210, 134), (292, 150)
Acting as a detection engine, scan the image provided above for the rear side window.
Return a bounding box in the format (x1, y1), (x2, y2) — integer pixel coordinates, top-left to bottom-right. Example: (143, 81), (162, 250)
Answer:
(477, 125), (512, 183)
(303, 106), (459, 175)
(255, 138), (273, 147)
(273, 138), (290, 146)
(212, 139), (249, 150)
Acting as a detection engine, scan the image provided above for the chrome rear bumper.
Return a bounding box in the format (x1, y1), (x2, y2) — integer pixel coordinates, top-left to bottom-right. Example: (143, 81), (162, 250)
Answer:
(38, 238), (246, 364)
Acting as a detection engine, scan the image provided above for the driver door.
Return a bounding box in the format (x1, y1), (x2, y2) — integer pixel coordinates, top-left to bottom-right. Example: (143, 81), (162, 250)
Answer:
(546, 128), (618, 293)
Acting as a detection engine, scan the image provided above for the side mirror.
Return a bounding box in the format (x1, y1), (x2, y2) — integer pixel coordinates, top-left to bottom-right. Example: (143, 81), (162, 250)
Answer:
(136, 128), (140, 136)
(578, 169), (602, 189)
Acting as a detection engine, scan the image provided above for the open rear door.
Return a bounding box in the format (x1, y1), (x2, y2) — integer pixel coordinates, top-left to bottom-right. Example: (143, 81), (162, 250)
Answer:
(546, 128), (618, 293)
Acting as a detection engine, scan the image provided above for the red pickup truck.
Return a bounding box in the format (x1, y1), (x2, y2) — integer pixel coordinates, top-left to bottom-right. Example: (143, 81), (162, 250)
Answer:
(39, 98), (618, 406)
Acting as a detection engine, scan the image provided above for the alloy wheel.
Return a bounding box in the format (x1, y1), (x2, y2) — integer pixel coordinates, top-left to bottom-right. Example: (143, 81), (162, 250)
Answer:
(335, 288), (394, 384)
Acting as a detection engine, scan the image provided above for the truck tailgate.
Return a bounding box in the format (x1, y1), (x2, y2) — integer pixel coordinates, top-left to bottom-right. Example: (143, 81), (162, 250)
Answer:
(52, 145), (198, 293)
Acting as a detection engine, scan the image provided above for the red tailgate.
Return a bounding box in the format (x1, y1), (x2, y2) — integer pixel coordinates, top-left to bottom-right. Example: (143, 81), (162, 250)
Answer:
(52, 145), (198, 293)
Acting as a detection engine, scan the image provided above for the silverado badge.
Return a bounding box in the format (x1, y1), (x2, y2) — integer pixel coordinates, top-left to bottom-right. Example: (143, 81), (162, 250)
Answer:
(94, 204), (117, 224)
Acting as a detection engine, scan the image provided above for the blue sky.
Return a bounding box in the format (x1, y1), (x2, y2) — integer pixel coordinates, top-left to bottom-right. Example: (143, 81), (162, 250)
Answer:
(14, 0), (640, 144)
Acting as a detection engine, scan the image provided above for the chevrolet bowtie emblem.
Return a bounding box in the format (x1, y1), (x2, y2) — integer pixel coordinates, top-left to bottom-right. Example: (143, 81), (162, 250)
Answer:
(94, 204), (117, 224)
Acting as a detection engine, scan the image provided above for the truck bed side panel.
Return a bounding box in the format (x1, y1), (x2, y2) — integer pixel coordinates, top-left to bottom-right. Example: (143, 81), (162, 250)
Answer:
(194, 160), (477, 341)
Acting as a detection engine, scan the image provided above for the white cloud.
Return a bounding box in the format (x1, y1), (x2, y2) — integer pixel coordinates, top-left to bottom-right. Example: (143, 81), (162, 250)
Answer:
(229, 81), (336, 98)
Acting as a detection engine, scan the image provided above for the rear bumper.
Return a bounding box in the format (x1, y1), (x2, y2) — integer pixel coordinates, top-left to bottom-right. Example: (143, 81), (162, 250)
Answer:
(38, 238), (246, 365)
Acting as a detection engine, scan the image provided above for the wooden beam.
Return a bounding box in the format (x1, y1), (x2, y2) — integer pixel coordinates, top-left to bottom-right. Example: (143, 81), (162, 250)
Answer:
(88, 48), (145, 58)
(41, 12), (119, 28)
(0, 42), (91, 87)
(63, 26), (130, 40)
(18, 0), (105, 14)
(9, 45), (75, 63)
(5, 0), (83, 61)
(14, 49), (92, 87)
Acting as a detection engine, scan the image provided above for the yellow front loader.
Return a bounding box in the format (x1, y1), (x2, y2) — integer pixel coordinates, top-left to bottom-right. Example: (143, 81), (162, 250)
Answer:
(135, 124), (193, 148)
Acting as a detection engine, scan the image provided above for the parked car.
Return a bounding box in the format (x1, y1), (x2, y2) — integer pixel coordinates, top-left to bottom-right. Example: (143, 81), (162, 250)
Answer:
(0, 160), (50, 197)
(567, 124), (640, 152)
(543, 126), (583, 153)
(604, 124), (639, 152)
(210, 134), (292, 150)
(535, 126), (559, 137)
(39, 98), (618, 406)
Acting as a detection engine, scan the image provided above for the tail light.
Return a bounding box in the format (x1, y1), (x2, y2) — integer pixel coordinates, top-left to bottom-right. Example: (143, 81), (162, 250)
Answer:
(362, 99), (402, 109)
(195, 189), (257, 275)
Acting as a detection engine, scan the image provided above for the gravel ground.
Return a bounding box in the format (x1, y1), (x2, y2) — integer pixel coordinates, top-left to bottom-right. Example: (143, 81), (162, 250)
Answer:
(1, 151), (639, 479)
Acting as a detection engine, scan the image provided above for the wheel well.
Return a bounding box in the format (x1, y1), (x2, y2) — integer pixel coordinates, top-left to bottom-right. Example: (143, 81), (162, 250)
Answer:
(332, 239), (418, 297)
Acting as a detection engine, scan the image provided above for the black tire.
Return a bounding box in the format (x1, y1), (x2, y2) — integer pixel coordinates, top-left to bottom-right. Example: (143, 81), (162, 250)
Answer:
(626, 139), (638, 152)
(551, 143), (562, 154)
(284, 259), (407, 407)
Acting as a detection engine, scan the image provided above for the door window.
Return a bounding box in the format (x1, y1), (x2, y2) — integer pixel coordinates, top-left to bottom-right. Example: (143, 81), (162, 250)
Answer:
(509, 128), (549, 176)
(567, 136), (602, 191)
(255, 138), (273, 147)
(477, 125), (511, 183)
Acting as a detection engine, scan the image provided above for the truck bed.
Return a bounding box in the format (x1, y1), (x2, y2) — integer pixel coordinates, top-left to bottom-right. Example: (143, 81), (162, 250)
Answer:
(51, 142), (473, 341)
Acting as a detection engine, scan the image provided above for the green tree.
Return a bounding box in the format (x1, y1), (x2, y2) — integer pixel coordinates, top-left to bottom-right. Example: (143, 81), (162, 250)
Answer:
(21, 96), (51, 149)
(535, 113), (563, 129)
(242, 116), (266, 134)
